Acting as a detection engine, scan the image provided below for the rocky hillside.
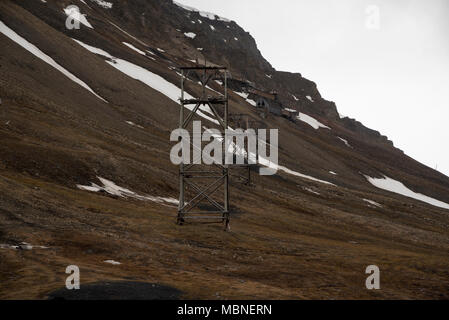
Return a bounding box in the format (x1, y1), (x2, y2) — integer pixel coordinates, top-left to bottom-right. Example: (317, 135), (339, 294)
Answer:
(1, 0), (449, 299)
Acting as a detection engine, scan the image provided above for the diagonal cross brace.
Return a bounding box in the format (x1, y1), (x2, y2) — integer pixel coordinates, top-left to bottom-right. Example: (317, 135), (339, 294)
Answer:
(184, 179), (225, 212)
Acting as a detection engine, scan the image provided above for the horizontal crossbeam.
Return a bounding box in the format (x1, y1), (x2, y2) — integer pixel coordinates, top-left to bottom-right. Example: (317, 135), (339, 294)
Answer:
(179, 66), (226, 70)
(182, 215), (226, 219)
(181, 99), (227, 105)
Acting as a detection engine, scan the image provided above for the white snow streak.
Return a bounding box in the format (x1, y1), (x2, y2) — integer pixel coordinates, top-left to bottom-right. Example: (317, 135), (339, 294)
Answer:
(126, 121), (144, 129)
(0, 242), (48, 250)
(276, 164), (334, 185)
(122, 42), (145, 55)
(363, 199), (382, 208)
(77, 177), (179, 206)
(173, 1), (230, 22)
(90, 0), (113, 9)
(234, 91), (256, 107)
(184, 32), (196, 39)
(303, 187), (321, 195)
(338, 137), (352, 148)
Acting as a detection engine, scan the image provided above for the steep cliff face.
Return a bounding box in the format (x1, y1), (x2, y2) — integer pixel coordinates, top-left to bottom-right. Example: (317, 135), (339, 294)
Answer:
(6, 0), (391, 147)
(111, 0), (390, 145)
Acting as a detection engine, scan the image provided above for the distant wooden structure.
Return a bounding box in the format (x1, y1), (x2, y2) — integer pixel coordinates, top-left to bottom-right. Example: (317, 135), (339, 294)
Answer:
(248, 88), (277, 101)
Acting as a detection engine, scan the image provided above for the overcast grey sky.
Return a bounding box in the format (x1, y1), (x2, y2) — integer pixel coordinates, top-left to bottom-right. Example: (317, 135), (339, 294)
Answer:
(177, 0), (449, 176)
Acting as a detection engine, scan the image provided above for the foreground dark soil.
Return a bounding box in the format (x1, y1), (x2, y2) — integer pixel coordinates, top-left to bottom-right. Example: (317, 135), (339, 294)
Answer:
(48, 281), (181, 300)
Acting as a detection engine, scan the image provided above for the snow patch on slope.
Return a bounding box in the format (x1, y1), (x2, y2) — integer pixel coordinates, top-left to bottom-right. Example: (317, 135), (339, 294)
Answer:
(173, 1), (230, 22)
(184, 32), (196, 39)
(0, 244), (19, 250)
(0, 21), (107, 102)
(73, 39), (109, 56)
(126, 121), (144, 129)
(90, 0), (113, 9)
(365, 175), (449, 210)
(77, 177), (179, 206)
(0, 242), (48, 250)
(303, 187), (321, 195)
(363, 198), (382, 208)
(122, 42), (145, 55)
(338, 137), (352, 148)
(276, 164), (334, 185)
(234, 91), (256, 107)
(297, 112), (330, 130)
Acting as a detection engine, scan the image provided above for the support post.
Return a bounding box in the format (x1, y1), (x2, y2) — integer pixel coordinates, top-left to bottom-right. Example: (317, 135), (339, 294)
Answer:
(223, 71), (230, 230)
(177, 69), (185, 225)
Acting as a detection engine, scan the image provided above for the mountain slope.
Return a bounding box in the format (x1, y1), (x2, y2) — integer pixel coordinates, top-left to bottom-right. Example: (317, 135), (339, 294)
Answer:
(0, 0), (449, 299)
